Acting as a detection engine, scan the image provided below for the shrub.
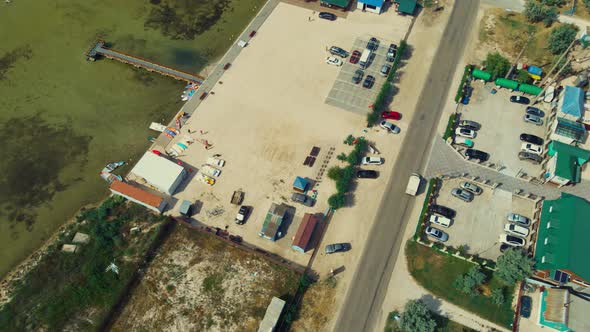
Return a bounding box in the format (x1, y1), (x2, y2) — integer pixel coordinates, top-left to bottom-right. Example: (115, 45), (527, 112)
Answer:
(516, 69), (532, 84)
(483, 52), (510, 79)
(328, 193), (346, 209)
(548, 23), (578, 55)
(524, 0), (557, 25)
(491, 288), (505, 306)
(453, 266), (486, 297)
(442, 113), (457, 140)
(336, 152), (348, 161)
(454, 65), (473, 102)
(327, 166), (344, 181)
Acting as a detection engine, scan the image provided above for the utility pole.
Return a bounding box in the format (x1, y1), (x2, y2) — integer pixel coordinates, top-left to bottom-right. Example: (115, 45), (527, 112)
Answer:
(505, 30), (535, 79)
(540, 38), (578, 87)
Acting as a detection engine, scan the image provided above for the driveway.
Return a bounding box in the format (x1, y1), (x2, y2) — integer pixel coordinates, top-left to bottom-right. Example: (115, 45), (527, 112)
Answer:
(332, 1), (481, 331)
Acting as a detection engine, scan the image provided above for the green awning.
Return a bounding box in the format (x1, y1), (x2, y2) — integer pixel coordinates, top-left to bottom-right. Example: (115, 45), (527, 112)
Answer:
(321, 0), (351, 8)
(396, 0), (417, 14)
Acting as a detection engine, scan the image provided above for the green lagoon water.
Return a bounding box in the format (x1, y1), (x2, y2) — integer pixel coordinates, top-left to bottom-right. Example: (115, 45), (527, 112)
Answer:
(0, 0), (264, 277)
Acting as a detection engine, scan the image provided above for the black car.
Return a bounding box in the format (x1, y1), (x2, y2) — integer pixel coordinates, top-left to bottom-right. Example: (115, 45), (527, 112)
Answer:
(520, 296), (532, 318)
(526, 106), (545, 118)
(352, 69), (364, 84)
(499, 243), (511, 253)
(363, 75), (375, 89)
(510, 95), (530, 105)
(518, 151), (543, 164)
(318, 12), (336, 21)
(357, 170), (378, 178)
(366, 37), (380, 51)
(386, 43), (397, 62)
(520, 133), (544, 146)
(430, 204), (456, 218)
(235, 205), (250, 225)
(459, 120), (480, 131)
(325, 243), (351, 254)
(465, 148), (489, 162)
(329, 46), (348, 58)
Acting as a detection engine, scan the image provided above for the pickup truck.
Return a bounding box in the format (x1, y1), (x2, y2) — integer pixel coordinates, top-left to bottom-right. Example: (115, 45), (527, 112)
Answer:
(405, 173), (422, 196)
(206, 157), (225, 167)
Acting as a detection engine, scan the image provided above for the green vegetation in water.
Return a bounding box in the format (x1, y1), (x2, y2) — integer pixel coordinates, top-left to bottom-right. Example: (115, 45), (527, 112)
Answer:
(0, 0), (265, 278)
(405, 241), (515, 328)
(0, 196), (169, 331)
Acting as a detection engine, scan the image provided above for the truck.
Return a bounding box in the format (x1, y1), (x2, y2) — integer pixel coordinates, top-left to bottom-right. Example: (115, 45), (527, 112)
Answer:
(206, 157), (225, 167)
(359, 49), (372, 69)
(405, 173), (422, 196)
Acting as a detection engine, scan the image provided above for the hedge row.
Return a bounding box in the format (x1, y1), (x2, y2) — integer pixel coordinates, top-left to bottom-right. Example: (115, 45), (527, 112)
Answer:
(413, 178), (440, 241)
(328, 137), (367, 209)
(442, 113), (458, 140)
(454, 64), (473, 103)
(366, 40), (408, 126)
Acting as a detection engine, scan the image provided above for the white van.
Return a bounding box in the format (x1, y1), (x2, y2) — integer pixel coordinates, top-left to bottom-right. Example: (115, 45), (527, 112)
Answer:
(359, 49), (372, 69)
(504, 223), (529, 237)
(429, 214), (451, 228)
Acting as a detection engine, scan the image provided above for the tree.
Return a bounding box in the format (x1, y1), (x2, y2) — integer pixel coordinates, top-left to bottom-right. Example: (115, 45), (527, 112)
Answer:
(483, 52), (511, 79)
(399, 300), (437, 332)
(548, 24), (578, 55)
(327, 166), (344, 181)
(524, 0), (558, 25)
(453, 266), (486, 297)
(540, 0), (565, 6)
(491, 288), (505, 306)
(328, 193), (346, 209)
(495, 248), (535, 284)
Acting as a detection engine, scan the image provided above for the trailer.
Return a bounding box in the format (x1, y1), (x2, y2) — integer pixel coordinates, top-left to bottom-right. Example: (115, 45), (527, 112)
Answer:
(231, 190), (244, 205)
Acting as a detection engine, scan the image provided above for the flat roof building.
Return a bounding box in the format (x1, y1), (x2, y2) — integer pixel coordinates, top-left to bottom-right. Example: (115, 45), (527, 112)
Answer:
(130, 152), (187, 195)
(292, 213), (319, 253)
(258, 297), (286, 332)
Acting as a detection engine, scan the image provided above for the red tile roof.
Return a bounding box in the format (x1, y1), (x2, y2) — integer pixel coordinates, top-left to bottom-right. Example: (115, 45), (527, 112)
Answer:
(292, 213), (319, 251)
(110, 181), (163, 208)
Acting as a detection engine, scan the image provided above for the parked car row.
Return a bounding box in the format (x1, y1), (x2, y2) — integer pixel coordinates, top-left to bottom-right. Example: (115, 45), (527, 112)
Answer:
(453, 119), (490, 161)
(424, 204), (457, 242)
(499, 213), (531, 248)
(450, 181), (482, 203)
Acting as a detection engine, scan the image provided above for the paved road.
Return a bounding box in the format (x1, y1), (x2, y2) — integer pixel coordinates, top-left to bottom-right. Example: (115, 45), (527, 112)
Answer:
(481, 0), (524, 11)
(332, 1), (480, 331)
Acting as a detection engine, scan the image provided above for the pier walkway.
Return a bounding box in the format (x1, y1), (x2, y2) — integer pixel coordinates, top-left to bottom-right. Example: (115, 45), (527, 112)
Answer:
(87, 39), (204, 84)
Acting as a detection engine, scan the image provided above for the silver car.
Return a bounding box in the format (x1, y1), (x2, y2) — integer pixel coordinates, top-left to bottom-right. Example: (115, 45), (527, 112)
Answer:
(380, 121), (400, 134)
(451, 188), (474, 202)
(460, 181), (482, 195)
(523, 114), (543, 126)
(425, 226), (449, 242)
(507, 213), (530, 227)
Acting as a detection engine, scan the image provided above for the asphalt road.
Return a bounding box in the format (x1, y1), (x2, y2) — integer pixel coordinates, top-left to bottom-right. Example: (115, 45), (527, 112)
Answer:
(332, 1), (480, 331)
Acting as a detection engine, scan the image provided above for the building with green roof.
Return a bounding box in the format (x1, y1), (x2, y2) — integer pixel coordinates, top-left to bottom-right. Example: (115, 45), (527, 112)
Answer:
(394, 0), (417, 15)
(544, 141), (590, 186)
(534, 193), (590, 288)
(320, 0), (351, 9)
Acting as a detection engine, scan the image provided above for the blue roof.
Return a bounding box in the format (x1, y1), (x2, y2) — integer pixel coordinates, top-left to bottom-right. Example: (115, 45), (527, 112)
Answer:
(293, 176), (309, 191)
(560, 86), (584, 118)
(359, 0), (385, 6)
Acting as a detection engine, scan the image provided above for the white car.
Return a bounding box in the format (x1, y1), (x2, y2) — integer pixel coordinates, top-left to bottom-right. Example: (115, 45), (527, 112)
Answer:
(460, 181), (482, 195)
(504, 223), (530, 237)
(380, 121), (400, 134)
(361, 156), (384, 165)
(425, 226), (448, 242)
(521, 143), (543, 155)
(325, 56), (343, 66)
(455, 127), (476, 139)
(499, 233), (526, 247)
(429, 215), (451, 228)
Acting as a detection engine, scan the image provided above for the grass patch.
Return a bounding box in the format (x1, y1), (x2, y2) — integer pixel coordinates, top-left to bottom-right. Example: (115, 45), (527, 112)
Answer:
(0, 196), (169, 331)
(479, 8), (561, 71)
(406, 241), (515, 328)
(442, 113), (458, 140)
(202, 272), (225, 293)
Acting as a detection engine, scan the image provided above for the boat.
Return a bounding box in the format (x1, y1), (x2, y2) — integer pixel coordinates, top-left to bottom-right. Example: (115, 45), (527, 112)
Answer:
(149, 122), (167, 132)
(105, 161), (125, 172)
(544, 85), (555, 103)
(177, 142), (188, 150)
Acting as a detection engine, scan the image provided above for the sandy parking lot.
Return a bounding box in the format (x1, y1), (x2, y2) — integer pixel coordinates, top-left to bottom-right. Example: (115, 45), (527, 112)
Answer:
(457, 82), (549, 178)
(432, 178), (536, 261)
(159, 3), (411, 267)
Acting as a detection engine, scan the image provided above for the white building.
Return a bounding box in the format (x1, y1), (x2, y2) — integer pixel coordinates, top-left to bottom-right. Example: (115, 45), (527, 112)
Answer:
(130, 152), (187, 195)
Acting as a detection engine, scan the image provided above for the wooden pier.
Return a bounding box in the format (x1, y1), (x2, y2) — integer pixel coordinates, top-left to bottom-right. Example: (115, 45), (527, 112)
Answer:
(86, 39), (204, 84)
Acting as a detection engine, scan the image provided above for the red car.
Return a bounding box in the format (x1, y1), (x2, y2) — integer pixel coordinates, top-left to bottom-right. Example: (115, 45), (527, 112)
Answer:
(349, 50), (361, 64)
(381, 111), (401, 120)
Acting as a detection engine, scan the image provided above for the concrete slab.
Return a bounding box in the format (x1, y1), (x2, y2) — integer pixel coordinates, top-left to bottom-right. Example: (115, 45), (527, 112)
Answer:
(458, 82), (548, 178)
